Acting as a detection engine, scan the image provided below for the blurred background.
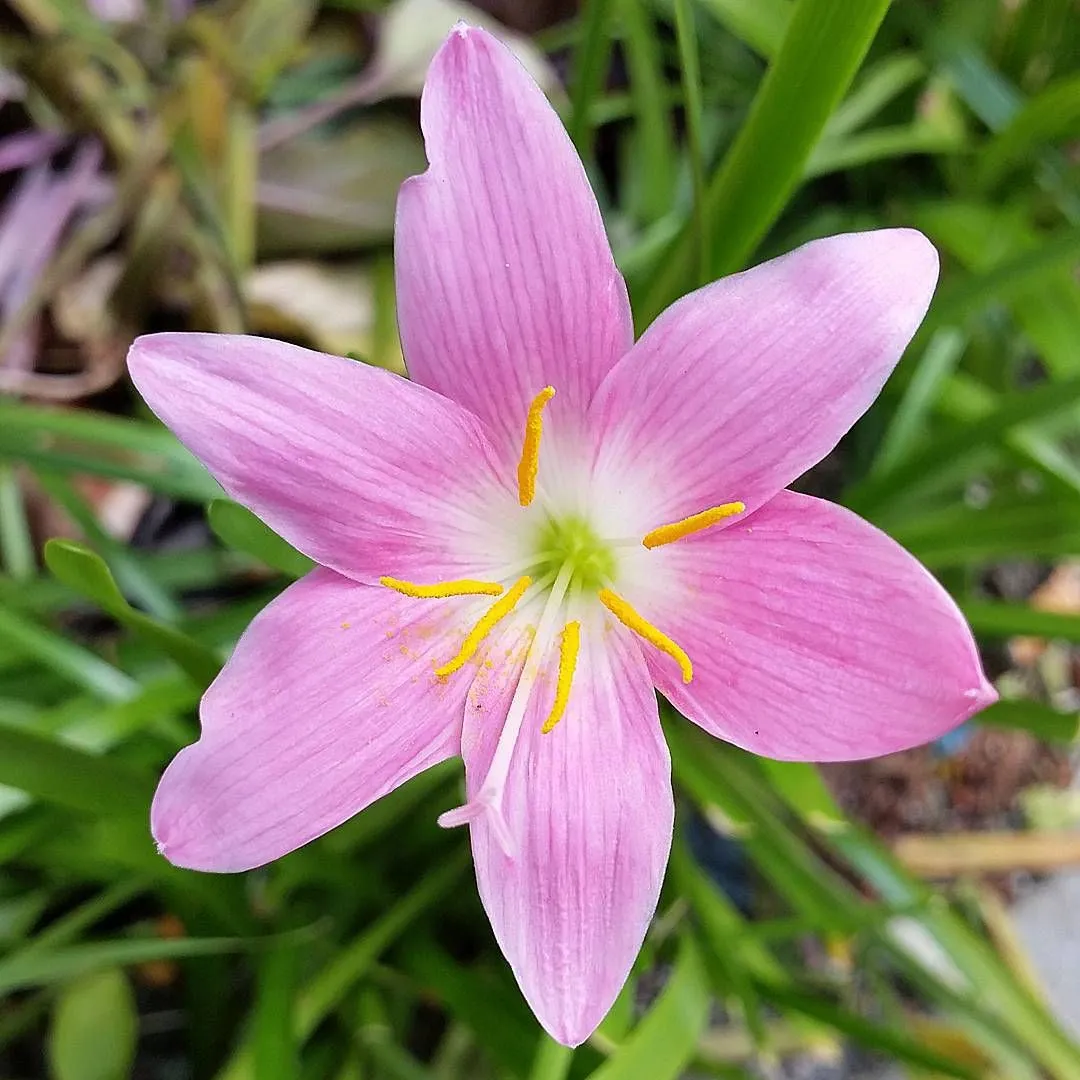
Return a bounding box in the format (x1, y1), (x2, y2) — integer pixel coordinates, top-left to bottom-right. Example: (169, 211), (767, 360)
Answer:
(2, 0), (1080, 1077)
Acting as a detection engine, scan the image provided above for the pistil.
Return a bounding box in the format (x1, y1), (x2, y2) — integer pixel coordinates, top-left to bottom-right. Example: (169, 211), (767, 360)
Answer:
(438, 561), (575, 854)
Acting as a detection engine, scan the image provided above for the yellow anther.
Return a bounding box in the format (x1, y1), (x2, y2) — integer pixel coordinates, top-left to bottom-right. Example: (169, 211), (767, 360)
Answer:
(641, 502), (746, 549)
(516, 386), (556, 507)
(380, 576), (505, 599)
(435, 576), (532, 677)
(597, 588), (693, 683)
(541, 621), (581, 734)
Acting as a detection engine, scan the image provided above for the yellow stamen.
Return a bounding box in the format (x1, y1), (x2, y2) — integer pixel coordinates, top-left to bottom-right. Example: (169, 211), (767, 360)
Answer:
(541, 621), (581, 734)
(380, 576), (505, 599)
(597, 588), (693, 683)
(435, 576), (532, 676)
(641, 502), (746, 549)
(517, 386), (556, 507)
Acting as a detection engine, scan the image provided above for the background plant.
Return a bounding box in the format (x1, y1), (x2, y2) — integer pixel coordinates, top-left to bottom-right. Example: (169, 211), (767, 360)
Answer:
(1, 0), (1079, 1077)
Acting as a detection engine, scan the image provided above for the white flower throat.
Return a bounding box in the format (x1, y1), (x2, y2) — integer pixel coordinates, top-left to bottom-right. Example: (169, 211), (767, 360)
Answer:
(377, 386), (744, 852)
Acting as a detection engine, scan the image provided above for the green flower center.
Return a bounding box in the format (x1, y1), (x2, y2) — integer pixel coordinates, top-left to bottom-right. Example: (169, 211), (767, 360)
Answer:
(532, 513), (616, 593)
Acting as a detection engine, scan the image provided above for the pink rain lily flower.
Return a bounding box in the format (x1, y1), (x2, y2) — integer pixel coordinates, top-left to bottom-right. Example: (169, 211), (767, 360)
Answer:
(131, 26), (996, 1046)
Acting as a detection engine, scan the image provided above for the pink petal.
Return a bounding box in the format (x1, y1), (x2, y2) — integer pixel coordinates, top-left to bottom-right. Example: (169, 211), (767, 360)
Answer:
(632, 492), (995, 761)
(128, 333), (514, 584)
(463, 622), (672, 1046)
(395, 26), (633, 459)
(589, 230), (938, 526)
(152, 568), (477, 871)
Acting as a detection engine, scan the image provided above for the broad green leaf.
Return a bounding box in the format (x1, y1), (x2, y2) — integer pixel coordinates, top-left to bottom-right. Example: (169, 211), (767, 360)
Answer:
(207, 500), (314, 578)
(0, 721), (153, 817)
(590, 937), (709, 1080)
(44, 540), (221, 689)
(640, 0), (891, 322)
(48, 969), (137, 1080)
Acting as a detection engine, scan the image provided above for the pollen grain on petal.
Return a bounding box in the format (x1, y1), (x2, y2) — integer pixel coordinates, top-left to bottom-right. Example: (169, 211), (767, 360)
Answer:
(435, 576), (532, 677)
(642, 502), (746, 549)
(541, 620), (581, 734)
(380, 576), (505, 598)
(597, 588), (693, 683)
(516, 386), (555, 507)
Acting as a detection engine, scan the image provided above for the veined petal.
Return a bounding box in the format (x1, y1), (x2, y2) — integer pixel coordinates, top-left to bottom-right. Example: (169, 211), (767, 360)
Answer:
(152, 569), (477, 872)
(395, 26), (633, 459)
(463, 620), (672, 1046)
(632, 492), (995, 762)
(129, 333), (517, 584)
(589, 230), (938, 526)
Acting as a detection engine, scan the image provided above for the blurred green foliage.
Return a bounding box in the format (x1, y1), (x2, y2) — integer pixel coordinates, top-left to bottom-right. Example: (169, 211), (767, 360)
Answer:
(1, 0), (1080, 1077)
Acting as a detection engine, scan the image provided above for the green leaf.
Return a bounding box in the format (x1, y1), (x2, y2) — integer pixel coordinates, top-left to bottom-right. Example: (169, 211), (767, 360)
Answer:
(590, 936), (709, 1080)
(0, 605), (136, 702)
(0, 400), (220, 503)
(845, 373), (1080, 518)
(568, 0), (615, 152)
(977, 72), (1080, 189)
(757, 760), (846, 830)
(529, 1037), (573, 1080)
(44, 540), (221, 689)
(872, 328), (968, 475)
(804, 124), (964, 180)
(35, 471), (178, 622)
(0, 933), (306, 995)
(674, 0), (709, 283)
(960, 600), (1080, 642)
(757, 982), (980, 1080)
(253, 943), (300, 1080)
(696, 0), (791, 59)
(824, 53), (927, 138)
(640, 0), (891, 322)
(48, 969), (137, 1080)
(207, 500), (314, 578)
(0, 721), (153, 818)
(0, 464), (35, 582)
(978, 700), (1079, 744)
(618, 0), (678, 225)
